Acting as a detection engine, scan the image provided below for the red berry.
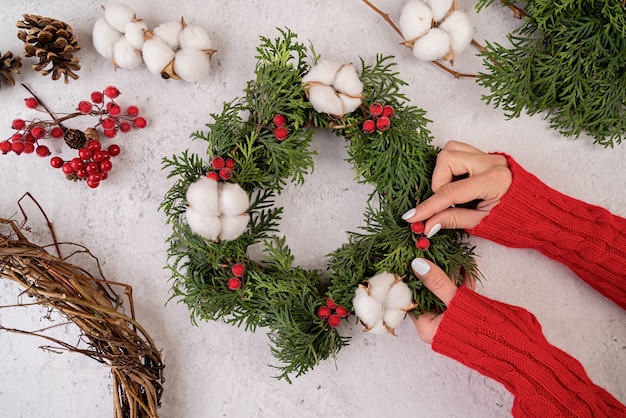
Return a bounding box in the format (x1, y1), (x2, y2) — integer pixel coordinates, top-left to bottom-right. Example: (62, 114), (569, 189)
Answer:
(61, 162), (74, 174)
(100, 160), (113, 172)
(126, 105), (139, 117)
(225, 158), (235, 169)
(411, 221), (425, 235)
(211, 157), (225, 169)
(90, 91), (104, 103)
(36, 145), (50, 157)
(107, 103), (122, 117)
(11, 133), (22, 143)
(75, 169), (88, 179)
(104, 86), (120, 99)
(328, 314), (341, 328)
(103, 128), (117, 138)
(325, 298), (337, 309)
(78, 147), (92, 160)
(335, 306), (349, 318)
(119, 122), (131, 133)
(23, 143), (35, 154)
(273, 114), (287, 127)
(11, 142), (24, 154)
(382, 105), (395, 118)
(133, 117), (147, 129)
(416, 237), (430, 250)
(50, 126), (64, 138)
(89, 172), (103, 183)
(362, 119), (376, 134)
(23, 132), (36, 143)
(376, 116), (391, 131)
(107, 144), (121, 157)
(87, 140), (101, 152)
(11, 119), (26, 130)
(85, 161), (100, 174)
(101, 172), (108, 181)
(206, 171), (219, 181)
(317, 306), (331, 319)
(227, 277), (242, 290)
(219, 167), (232, 180)
(0, 141), (11, 154)
(231, 263), (246, 277)
(101, 118), (116, 130)
(87, 179), (100, 189)
(369, 102), (383, 116)
(31, 126), (46, 139)
(24, 97), (38, 109)
(273, 127), (289, 141)
(70, 157), (84, 171)
(78, 101), (93, 114)
(50, 156), (64, 168)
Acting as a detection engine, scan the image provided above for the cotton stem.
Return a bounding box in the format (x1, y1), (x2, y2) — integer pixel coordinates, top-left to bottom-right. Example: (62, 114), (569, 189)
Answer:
(361, 0), (403, 38)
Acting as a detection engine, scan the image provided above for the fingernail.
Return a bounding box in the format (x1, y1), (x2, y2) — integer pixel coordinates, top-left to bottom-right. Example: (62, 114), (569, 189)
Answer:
(402, 208), (416, 220)
(411, 258), (430, 276)
(426, 223), (441, 238)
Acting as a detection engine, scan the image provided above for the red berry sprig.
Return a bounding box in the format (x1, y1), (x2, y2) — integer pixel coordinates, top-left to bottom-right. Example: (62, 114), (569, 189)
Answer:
(410, 220), (430, 250)
(317, 298), (349, 328)
(206, 155), (236, 181)
(49, 140), (120, 189)
(272, 113), (289, 141)
(362, 102), (395, 134)
(226, 262), (246, 291)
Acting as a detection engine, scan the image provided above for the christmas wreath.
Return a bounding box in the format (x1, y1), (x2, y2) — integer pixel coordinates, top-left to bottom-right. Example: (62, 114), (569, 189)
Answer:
(160, 28), (477, 381)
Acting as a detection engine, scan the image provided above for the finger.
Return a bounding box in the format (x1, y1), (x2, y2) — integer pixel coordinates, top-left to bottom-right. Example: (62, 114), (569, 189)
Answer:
(410, 312), (442, 344)
(410, 258), (457, 305)
(432, 150), (504, 193)
(422, 206), (488, 234)
(442, 139), (485, 155)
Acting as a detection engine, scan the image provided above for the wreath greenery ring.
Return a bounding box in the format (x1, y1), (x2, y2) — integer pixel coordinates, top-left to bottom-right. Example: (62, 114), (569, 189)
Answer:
(160, 28), (477, 382)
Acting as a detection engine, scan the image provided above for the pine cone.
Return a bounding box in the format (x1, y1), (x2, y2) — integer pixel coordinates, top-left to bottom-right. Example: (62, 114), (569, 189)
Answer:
(17, 14), (81, 83)
(63, 128), (88, 149)
(0, 50), (22, 88)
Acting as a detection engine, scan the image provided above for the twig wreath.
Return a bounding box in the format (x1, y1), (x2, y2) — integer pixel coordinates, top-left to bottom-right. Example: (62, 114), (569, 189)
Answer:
(160, 28), (478, 382)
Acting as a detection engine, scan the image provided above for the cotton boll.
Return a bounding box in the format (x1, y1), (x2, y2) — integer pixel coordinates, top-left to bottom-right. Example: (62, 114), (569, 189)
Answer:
(173, 48), (211, 82)
(93, 17), (122, 59)
(219, 214), (249, 241)
(399, 0), (433, 41)
(353, 286), (384, 327)
(307, 84), (344, 116)
(113, 38), (143, 69)
(302, 59), (342, 85)
(186, 210), (221, 241)
(333, 64), (363, 96)
(124, 20), (148, 50)
(367, 320), (389, 335)
(424, 0), (455, 22)
(367, 272), (395, 302)
(383, 309), (406, 331)
(142, 37), (176, 75)
(218, 182), (249, 216)
(104, 2), (136, 32)
(339, 94), (361, 115)
(412, 28), (451, 61)
(153, 19), (183, 50)
(439, 11), (473, 54)
(186, 177), (220, 215)
(384, 281), (414, 310)
(179, 25), (213, 50)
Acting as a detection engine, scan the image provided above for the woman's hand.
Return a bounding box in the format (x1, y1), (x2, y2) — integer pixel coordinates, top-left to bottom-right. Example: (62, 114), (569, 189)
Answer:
(402, 140), (512, 236)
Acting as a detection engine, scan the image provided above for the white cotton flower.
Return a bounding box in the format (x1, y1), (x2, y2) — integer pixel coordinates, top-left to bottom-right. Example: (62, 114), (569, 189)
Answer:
(412, 27), (451, 61)
(438, 11), (473, 54)
(113, 38), (143, 69)
(307, 84), (344, 116)
(219, 214), (250, 241)
(303, 61), (363, 116)
(352, 272), (417, 335)
(93, 16), (122, 59)
(339, 94), (362, 114)
(186, 176), (220, 215)
(104, 2), (136, 32)
(333, 64), (363, 97)
(153, 19), (184, 50)
(124, 20), (148, 50)
(399, 0), (433, 41)
(424, 0), (455, 22)
(173, 48), (211, 82)
(186, 211), (221, 242)
(302, 59), (342, 85)
(179, 25), (214, 50)
(218, 182), (249, 216)
(142, 36), (176, 76)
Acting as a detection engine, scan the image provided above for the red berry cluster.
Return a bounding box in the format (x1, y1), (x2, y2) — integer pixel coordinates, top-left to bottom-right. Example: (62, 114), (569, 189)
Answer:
(317, 298), (349, 329)
(411, 221), (430, 250)
(206, 156), (236, 181)
(362, 102), (395, 134)
(50, 140), (120, 189)
(227, 263), (246, 290)
(87, 86), (147, 138)
(272, 114), (289, 141)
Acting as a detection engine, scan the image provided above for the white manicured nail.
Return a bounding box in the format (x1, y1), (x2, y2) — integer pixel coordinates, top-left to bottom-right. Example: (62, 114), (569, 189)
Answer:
(402, 208), (416, 220)
(427, 223), (441, 238)
(411, 258), (431, 276)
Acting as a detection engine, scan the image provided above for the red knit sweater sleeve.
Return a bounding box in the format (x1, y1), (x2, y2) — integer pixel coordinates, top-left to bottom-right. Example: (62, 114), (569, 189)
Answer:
(432, 287), (626, 417)
(468, 154), (626, 310)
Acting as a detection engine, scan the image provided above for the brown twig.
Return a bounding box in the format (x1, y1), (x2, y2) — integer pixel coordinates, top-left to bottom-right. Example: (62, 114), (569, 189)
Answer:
(504, 1), (529, 19)
(361, 0), (403, 38)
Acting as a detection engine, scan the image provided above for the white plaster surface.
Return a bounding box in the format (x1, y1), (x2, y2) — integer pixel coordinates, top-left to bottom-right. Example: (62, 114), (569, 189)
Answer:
(0, 1), (625, 417)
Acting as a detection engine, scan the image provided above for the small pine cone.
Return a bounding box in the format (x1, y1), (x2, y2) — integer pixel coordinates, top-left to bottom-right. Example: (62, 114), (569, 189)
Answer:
(17, 14), (81, 83)
(84, 127), (100, 142)
(0, 51), (22, 88)
(64, 128), (87, 149)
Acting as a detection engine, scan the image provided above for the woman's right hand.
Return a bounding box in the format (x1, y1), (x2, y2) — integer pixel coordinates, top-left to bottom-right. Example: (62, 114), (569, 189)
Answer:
(402, 140), (512, 236)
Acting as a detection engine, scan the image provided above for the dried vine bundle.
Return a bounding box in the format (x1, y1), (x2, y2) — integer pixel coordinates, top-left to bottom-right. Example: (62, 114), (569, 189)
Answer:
(0, 196), (164, 418)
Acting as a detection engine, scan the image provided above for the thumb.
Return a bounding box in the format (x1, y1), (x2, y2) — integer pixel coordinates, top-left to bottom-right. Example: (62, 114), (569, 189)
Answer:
(410, 258), (458, 306)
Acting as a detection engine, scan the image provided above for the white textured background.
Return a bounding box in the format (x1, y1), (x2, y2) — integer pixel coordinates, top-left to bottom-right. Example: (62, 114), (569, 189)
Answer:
(1, 1), (625, 417)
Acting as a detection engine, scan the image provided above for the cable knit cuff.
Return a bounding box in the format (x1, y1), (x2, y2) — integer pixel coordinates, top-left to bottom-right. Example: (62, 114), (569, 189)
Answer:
(432, 287), (625, 417)
(467, 154), (626, 309)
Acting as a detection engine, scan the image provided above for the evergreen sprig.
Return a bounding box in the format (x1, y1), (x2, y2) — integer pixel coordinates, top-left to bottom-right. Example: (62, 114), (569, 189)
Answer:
(160, 28), (477, 381)
(477, 0), (626, 147)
